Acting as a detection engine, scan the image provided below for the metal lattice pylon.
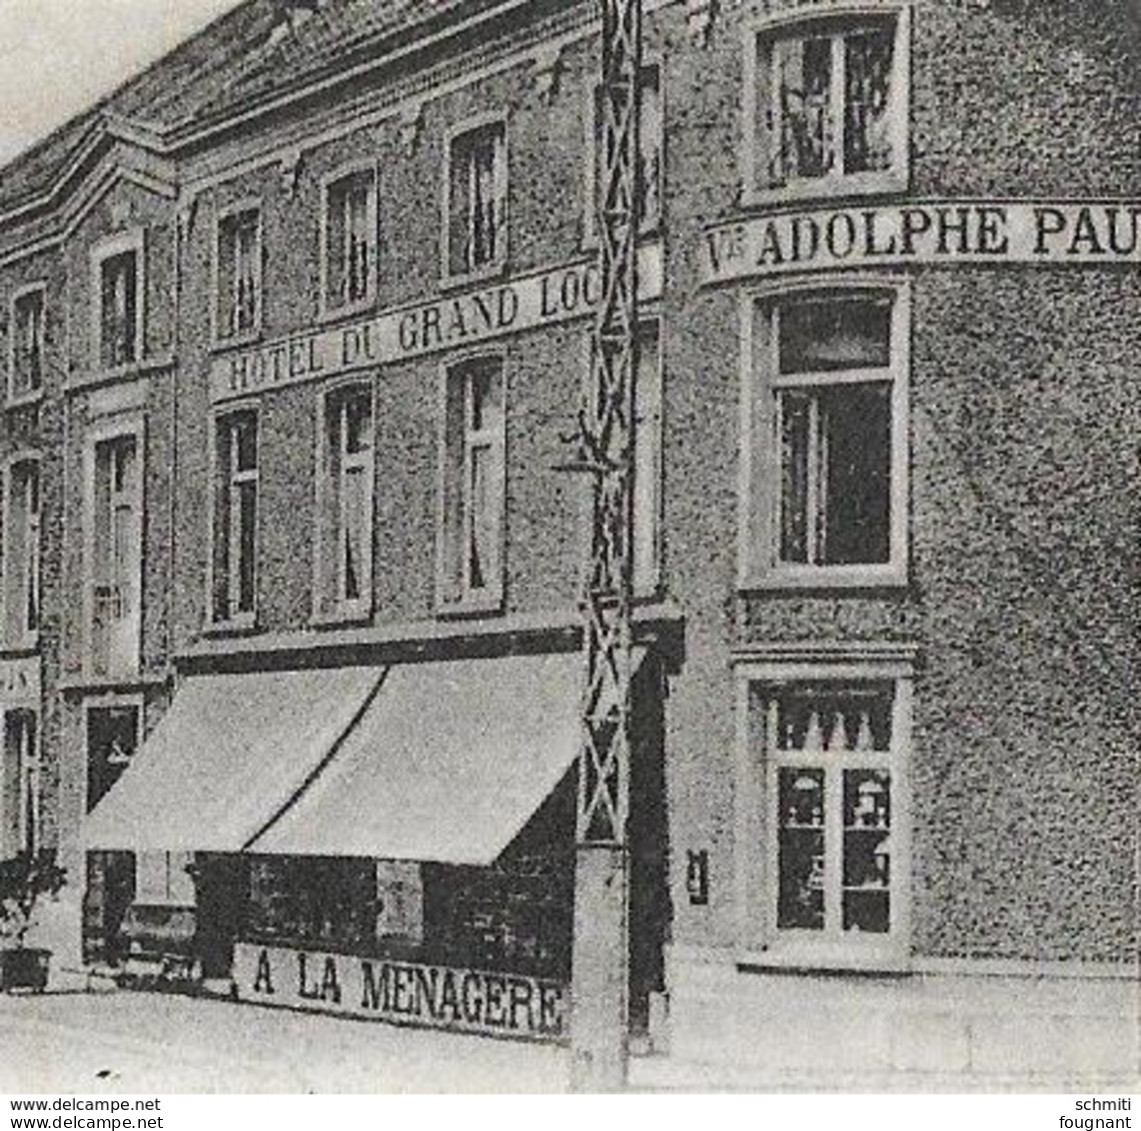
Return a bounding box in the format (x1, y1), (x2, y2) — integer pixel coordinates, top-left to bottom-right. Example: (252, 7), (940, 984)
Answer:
(578, 0), (641, 849)
(569, 0), (642, 1093)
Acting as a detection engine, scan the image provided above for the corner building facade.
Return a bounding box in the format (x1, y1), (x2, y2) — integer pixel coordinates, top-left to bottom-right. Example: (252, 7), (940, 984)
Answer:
(0, 0), (1136, 1083)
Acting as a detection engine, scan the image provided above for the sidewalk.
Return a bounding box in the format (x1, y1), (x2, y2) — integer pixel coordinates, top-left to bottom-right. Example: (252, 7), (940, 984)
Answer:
(3, 986), (1137, 1094)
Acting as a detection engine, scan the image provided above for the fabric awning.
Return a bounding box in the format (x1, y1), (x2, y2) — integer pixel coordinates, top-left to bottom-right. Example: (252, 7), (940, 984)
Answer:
(83, 667), (384, 852)
(250, 651), (583, 865)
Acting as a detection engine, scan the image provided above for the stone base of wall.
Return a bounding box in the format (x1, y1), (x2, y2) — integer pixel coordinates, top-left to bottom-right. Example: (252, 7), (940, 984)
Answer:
(658, 947), (1140, 1088)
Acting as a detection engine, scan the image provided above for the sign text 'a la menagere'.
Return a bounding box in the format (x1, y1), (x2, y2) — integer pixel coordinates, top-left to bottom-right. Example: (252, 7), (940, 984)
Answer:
(233, 942), (568, 1043)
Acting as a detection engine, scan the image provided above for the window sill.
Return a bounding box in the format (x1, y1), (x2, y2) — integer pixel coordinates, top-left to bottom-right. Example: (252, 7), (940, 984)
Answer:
(211, 329), (263, 353)
(439, 258), (508, 294)
(310, 606), (374, 630)
(60, 670), (167, 694)
(201, 614), (258, 638)
(317, 298), (376, 326)
(73, 355), (175, 389)
(435, 593), (505, 620)
(741, 563), (908, 592)
(742, 169), (908, 211)
(5, 387), (44, 411)
(738, 943), (910, 976)
(0, 638), (39, 658)
(581, 221), (663, 253)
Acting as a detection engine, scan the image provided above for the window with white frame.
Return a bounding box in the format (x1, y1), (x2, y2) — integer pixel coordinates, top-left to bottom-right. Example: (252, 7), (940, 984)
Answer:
(439, 356), (505, 610)
(94, 240), (142, 370)
(4, 459), (40, 646)
(85, 702), (139, 813)
(736, 651), (913, 965)
(1, 709), (38, 858)
(590, 320), (663, 595)
(748, 9), (909, 199)
(216, 207), (262, 340)
(324, 169), (377, 312)
(212, 408), (258, 624)
(446, 120), (507, 278)
(9, 286), (45, 401)
(589, 63), (663, 238)
(88, 433), (142, 676)
(316, 383), (374, 617)
(743, 284), (908, 588)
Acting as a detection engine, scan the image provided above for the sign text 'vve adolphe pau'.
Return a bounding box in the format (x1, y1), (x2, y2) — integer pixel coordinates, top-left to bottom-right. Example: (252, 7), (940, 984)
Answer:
(701, 200), (1141, 284)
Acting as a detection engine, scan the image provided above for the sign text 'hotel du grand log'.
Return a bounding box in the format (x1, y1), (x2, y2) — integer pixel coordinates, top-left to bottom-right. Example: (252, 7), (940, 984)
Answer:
(701, 200), (1141, 284)
(209, 246), (661, 405)
(233, 942), (568, 1043)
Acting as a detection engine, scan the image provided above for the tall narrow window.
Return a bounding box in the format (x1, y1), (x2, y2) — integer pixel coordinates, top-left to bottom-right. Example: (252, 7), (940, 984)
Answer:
(748, 11), (909, 200)
(744, 284), (908, 588)
(317, 384), (374, 617)
(324, 169), (377, 312)
(86, 702), (139, 813)
(763, 680), (907, 945)
(9, 286), (45, 401)
(591, 64), (663, 237)
(98, 249), (140, 369)
(213, 409), (258, 624)
(4, 459), (40, 646)
(439, 357), (505, 610)
(89, 435), (141, 676)
(1, 709), (38, 858)
(447, 121), (507, 277)
(216, 207), (262, 340)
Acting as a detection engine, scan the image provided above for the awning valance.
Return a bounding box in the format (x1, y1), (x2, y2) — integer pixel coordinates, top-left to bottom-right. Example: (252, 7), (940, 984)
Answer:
(250, 651), (583, 865)
(83, 666), (384, 852)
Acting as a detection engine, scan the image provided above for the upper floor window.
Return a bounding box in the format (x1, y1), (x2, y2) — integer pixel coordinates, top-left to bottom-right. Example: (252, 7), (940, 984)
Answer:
(315, 383), (374, 619)
(747, 8), (910, 201)
(4, 458), (40, 646)
(742, 282), (908, 589)
(88, 432), (142, 677)
(438, 355), (505, 611)
(588, 63), (663, 239)
(446, 120), (507, 279)
(8, 285), (45, 402)
(93, 236), (143, 371)
(212, 408), (258, 625)
(216, 206), (262, 341)
(324, 169), (377, 313)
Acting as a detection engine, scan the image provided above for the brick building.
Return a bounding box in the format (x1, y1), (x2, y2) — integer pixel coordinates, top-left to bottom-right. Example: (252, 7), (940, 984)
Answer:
(0, 0), (1136, 1084)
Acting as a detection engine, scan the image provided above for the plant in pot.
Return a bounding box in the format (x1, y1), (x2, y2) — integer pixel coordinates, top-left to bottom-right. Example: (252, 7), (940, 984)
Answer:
(0, 850), (67, 992)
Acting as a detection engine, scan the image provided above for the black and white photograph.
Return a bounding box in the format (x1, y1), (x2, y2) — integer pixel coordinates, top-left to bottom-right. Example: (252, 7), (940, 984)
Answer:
(0, 0), (1137, 1105)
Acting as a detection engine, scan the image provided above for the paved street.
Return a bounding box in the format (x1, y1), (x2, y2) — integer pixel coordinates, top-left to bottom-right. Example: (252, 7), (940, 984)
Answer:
(0, 986), (570, 1093)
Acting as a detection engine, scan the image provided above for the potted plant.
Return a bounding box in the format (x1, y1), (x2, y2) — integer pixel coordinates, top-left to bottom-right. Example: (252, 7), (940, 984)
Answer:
(0, 850), (67, 992)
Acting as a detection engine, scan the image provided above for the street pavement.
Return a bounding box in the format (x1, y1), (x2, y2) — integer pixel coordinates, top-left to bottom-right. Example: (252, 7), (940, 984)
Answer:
(0, 986), (570, 1093)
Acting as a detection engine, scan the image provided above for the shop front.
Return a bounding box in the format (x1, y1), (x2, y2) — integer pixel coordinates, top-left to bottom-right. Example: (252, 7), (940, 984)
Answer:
(83, 648), (667, 1044)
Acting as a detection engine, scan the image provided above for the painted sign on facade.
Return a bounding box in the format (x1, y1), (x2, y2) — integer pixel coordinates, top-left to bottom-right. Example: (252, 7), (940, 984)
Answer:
(701, 201), (1141, 284)
(209, 245), (662, 404)
(0, 655), (39, 702)
(233, 942), (568, 1042)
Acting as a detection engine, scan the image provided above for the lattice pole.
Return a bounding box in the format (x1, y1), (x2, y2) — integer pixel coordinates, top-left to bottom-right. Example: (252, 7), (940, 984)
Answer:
(570, 0), (641, 1093)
